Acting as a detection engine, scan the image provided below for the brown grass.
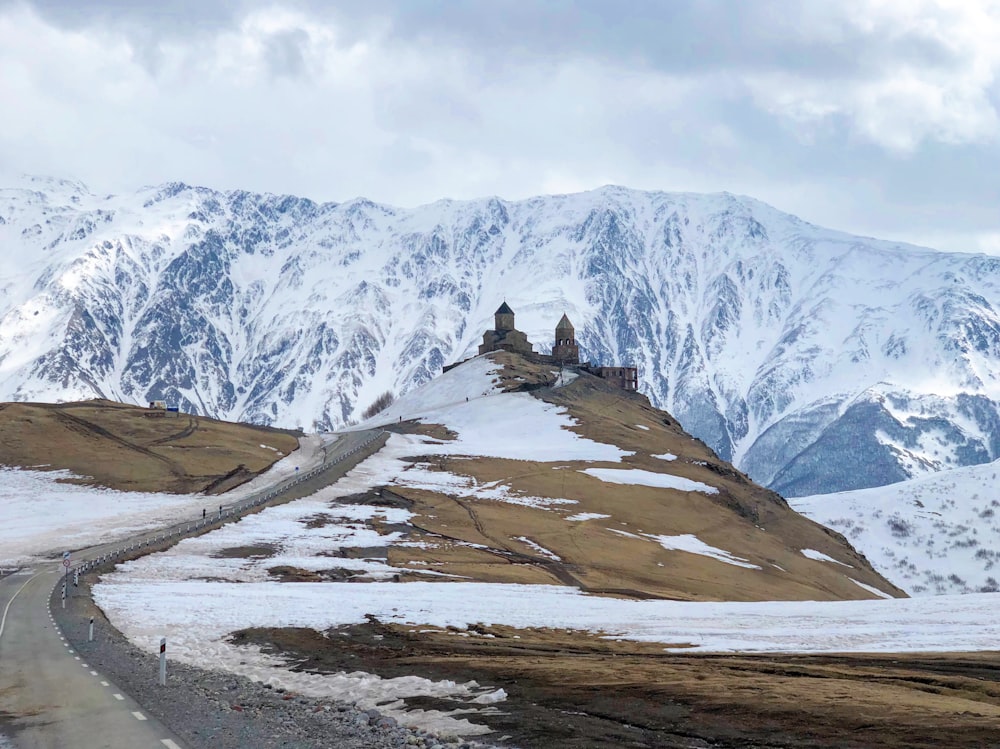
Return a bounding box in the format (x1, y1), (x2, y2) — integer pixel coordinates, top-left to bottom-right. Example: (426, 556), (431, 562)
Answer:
(0, 399), (299, 493)
(235, 621), (1000, 748)
(381, 355), (902, 603)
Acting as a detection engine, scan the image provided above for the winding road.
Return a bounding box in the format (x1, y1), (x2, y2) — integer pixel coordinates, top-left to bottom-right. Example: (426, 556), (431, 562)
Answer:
(0, 429), (387, 749)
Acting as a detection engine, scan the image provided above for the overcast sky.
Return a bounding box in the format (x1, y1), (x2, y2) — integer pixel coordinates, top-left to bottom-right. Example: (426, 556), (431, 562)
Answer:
(2, 0), (998, 253)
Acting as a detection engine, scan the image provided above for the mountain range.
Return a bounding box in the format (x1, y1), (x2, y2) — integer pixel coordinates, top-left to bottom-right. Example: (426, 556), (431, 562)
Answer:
(2, 174), (999, 497)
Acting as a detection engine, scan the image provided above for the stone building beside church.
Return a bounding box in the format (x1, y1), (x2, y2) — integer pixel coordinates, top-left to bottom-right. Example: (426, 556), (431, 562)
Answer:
(464, 302), (636, 392)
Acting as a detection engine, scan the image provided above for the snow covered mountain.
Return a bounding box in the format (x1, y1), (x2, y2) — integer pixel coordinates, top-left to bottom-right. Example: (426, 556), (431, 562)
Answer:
(3, 174), (1000, 497)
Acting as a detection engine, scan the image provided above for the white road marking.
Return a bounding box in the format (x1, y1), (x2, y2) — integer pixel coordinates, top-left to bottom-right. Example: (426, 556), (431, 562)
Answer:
(161, 740), (182, 749)
(100, 681), (109, 686)
(90, 670), (98, 676)
(113, 693), (124, 701)
(81, 663), (88, 668)
(132, 711), (146, 721)
(74, 656), (80, 660)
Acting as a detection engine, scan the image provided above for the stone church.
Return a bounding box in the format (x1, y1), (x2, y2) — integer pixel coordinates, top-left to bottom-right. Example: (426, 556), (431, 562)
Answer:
(478, 302), (580, 363)
(470, 302), (637, 391)
(477, 302), (534, 356)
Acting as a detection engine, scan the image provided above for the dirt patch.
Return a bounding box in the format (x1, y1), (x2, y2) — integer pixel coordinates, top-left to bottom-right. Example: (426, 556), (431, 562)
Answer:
(267, 566), (362, 582)
(301, 513), (342, 529)
(387, 421), (457, 441)
(233, 621), (1000, 749)
(211, 544), (278, 560)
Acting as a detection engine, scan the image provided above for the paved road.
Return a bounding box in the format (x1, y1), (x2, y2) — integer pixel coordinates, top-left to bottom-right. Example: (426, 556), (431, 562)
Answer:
(0, 567), (185, 748)
(0, 429), (387, 749)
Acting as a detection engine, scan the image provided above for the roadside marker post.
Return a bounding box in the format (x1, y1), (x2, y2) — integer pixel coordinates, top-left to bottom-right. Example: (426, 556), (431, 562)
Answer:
(159, 637), (167, 686)
(89, 617), (94, 642)
(62, 551), (70, 598)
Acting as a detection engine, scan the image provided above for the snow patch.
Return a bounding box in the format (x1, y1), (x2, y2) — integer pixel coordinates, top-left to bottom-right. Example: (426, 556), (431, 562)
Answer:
(564, 512), (611, 522)
(800, 549), (851, 567)
(581, 468), (717, 494)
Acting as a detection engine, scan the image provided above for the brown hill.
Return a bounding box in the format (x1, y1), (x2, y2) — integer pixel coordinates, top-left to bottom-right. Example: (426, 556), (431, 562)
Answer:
(0, 399), (299, 493)
(383, 352), (903, 601)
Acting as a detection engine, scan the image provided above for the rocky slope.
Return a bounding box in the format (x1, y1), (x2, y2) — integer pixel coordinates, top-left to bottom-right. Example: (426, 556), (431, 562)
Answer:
(2, 175), (1000, 495)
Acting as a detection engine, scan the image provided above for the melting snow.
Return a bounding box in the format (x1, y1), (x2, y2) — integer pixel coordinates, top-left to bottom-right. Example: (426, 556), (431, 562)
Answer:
(564, 512), (611, 522)
(800, 549), (851, 567)
(581, 468), (717, 494)
(0, 435), (329, 567)
(94, 580), (1000, 659)
(514, 537), (561, 561)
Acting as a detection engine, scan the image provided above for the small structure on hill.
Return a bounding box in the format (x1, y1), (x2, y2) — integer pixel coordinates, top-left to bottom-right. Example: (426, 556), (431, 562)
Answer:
(450, 302), (637, 392)
(478, 302), (535, 356)
(591, 366), (638, 391)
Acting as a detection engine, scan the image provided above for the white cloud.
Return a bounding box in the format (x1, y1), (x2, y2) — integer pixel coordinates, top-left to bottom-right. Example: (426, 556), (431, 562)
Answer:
(1, 0), (999, 254)
(746, 0), (1000, 153)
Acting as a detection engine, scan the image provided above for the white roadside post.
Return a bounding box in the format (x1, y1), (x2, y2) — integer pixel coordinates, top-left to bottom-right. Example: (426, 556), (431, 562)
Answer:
(89, 617), (94, 642)
(159, 637), (166, 686)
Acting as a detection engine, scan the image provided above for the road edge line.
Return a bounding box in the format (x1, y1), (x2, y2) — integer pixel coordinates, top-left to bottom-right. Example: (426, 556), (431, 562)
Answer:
(0, 569), (47, 641)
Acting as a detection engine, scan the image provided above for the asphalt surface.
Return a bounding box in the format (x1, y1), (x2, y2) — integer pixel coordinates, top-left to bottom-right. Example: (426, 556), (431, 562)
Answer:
(0, 429), (387, 749)
(0, 566), (185, 748)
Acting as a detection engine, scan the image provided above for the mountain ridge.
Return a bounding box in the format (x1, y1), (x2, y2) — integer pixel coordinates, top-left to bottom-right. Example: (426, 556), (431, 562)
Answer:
(3, 175), (1000, 496)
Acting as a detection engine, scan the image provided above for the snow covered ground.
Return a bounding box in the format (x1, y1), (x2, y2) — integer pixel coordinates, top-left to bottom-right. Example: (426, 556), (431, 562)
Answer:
(0, 435), (328, 567)
(791, 459), (1000, 595)
(88, 362), (1000, 736)
(95, 580), (1000, 657)
(93, 435), (1000, 735)
(13, 357), (1000, 737)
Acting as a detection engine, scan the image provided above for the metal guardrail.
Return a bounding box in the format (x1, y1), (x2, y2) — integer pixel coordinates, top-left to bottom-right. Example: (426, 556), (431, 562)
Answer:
(71, 430), (388, 576)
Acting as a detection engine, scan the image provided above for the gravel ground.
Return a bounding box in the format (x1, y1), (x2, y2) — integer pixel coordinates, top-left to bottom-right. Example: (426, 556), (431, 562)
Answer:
(52, 572), (511, 749)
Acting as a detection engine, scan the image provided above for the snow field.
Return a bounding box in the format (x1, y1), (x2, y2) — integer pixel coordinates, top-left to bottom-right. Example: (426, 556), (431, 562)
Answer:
(95, 580), (1000, 657)
(582, 467), (717, 494)
(0, 434), (331, 567)
(792, 460), (1000, 595)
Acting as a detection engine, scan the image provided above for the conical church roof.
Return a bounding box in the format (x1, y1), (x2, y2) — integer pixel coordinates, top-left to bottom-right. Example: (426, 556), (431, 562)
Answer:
(556, 313), (574, 330)
(496, 301), (514, 315)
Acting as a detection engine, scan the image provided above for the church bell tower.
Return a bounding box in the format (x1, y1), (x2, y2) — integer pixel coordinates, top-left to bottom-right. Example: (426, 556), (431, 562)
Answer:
(552, 313), (579, 364)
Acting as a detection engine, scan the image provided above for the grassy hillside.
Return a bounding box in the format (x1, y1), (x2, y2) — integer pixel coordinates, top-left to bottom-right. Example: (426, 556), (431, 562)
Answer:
(379, 352), (902, 602)
(0, 399), (299, 493)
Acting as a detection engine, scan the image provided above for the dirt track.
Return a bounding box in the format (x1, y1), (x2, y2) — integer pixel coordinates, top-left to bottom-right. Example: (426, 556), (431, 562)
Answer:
(234, 622), (1000, 749)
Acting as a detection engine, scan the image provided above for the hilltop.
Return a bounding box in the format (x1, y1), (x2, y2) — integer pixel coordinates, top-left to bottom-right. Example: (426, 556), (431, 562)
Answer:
(359, 351), (900, 602)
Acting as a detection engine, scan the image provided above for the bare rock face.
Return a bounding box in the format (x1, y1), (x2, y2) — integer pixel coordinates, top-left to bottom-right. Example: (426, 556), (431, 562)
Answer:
(3, 177), (1000, 495)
